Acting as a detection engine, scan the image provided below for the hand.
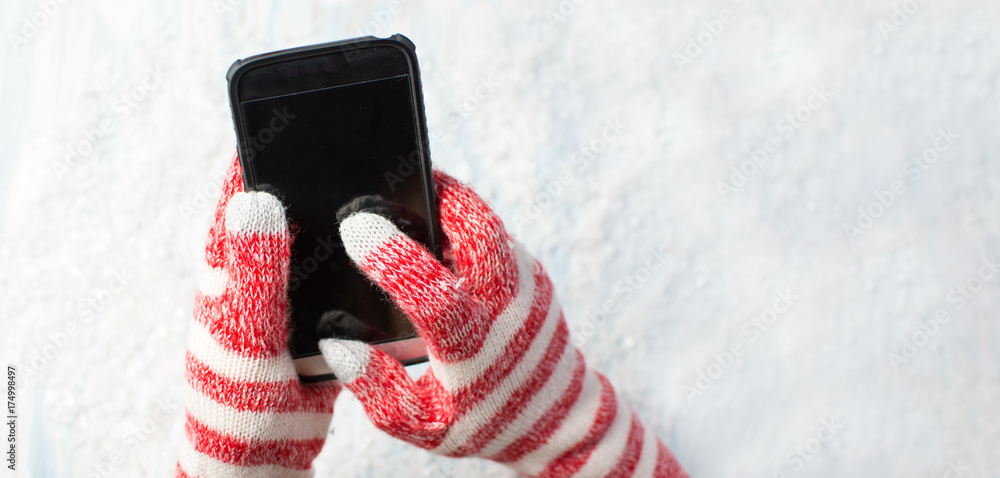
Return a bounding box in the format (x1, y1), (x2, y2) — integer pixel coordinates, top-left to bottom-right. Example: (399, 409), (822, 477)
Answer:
(177, 155), (341, 478)
(320, 171), (688, 478)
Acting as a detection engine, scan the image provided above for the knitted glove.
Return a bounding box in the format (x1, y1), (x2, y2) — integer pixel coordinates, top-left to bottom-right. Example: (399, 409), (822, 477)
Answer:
(177, 156), (341, 477)
(320, 171), (688, 478)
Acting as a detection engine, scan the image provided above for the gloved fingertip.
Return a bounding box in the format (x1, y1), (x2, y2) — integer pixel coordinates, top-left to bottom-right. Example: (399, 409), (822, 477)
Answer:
(225, 191), (287, 235)
(318, 339), (372, 383)
(338, 212), (403, 264)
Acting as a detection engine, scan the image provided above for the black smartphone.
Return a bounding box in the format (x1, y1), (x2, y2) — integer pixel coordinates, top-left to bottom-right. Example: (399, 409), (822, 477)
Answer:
(226, 35), (441, 382)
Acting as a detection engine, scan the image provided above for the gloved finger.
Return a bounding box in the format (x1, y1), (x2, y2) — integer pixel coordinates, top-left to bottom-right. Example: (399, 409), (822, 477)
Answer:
(319, 338), (449, 449)
(205, 152), (246, 269)
(432, 171), (519, 317)
(336, 195), (431, 246)
(184, 189), (342, 474)
(339, 211), (490, 362)
(218, 190), (294, 358)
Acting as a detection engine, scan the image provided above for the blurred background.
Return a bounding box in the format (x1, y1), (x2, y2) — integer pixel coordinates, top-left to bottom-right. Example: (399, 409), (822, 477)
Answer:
(2, 0), (999, 476)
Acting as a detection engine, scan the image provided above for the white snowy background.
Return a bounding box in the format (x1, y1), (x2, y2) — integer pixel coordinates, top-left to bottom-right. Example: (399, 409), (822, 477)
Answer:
(1, 0), (999, 476)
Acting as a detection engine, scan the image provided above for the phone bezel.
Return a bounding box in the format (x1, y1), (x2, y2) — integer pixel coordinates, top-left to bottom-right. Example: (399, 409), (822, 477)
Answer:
(226, 35), (440, 381)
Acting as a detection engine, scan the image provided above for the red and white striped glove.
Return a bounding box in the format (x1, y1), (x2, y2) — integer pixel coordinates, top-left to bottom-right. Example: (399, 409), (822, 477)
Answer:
(177, 156), (341, 477)
(320, 171), (688, 478)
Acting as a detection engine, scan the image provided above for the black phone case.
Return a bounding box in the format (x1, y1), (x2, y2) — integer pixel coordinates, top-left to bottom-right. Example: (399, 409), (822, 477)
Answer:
(225, 35), (441, 380)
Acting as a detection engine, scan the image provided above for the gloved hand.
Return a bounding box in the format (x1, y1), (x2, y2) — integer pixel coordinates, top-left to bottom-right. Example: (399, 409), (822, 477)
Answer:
(320, 171), (688, 478)
(177, 156), (341, 477)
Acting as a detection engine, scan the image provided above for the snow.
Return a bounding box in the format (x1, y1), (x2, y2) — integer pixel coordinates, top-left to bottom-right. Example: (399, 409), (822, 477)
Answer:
(2, 0), (999, 476)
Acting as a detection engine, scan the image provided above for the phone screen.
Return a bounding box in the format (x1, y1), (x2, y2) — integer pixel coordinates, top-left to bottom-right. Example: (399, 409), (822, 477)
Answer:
(237, 50), (433, 360)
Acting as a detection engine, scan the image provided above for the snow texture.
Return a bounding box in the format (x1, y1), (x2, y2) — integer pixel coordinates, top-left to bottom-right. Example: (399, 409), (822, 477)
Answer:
(1, 0), (999, 476)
